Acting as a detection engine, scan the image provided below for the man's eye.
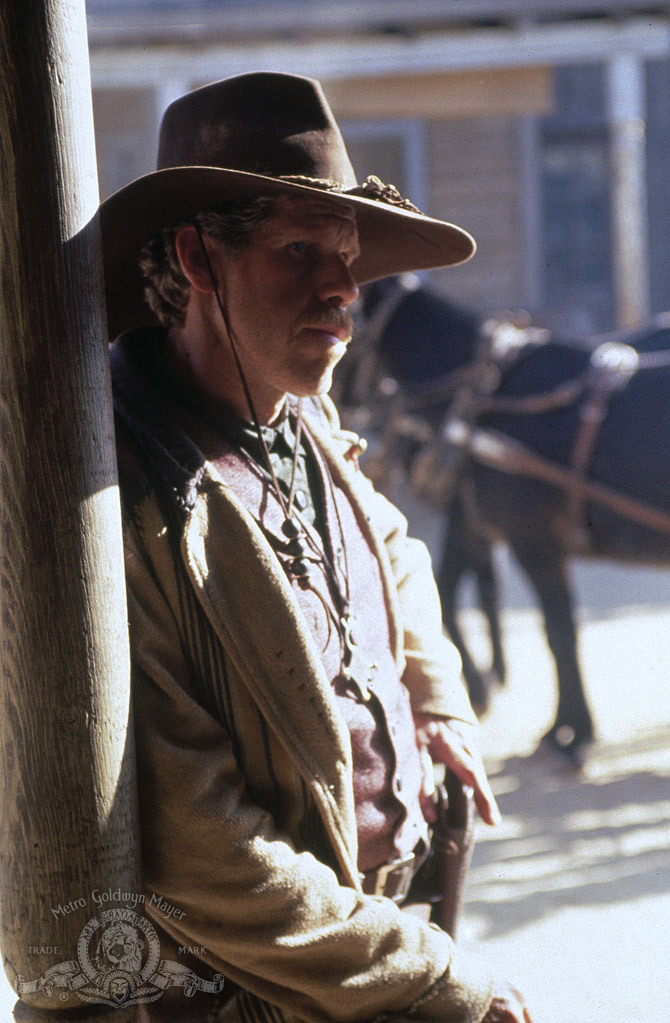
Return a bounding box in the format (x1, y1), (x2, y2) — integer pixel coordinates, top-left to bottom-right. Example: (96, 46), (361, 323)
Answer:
(288, 242), (309, 256)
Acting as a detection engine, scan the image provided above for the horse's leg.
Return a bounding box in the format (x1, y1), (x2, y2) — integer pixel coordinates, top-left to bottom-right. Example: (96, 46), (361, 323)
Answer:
(510, 540), (595, 765)
(474, 552), (506, 686)
(437, 513), (491, 713)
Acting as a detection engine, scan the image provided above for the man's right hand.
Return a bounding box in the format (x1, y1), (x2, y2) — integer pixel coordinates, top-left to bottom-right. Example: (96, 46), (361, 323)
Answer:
(481, 982), (533, 1023)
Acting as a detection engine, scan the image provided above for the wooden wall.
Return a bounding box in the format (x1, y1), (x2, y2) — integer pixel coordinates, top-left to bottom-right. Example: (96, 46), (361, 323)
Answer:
(427, 116), (524, 315)
(92, 86), (157, 199)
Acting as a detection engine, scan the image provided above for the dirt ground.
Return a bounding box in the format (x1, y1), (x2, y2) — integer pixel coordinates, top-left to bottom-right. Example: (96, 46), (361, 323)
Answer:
(454, 549), (670, 1023)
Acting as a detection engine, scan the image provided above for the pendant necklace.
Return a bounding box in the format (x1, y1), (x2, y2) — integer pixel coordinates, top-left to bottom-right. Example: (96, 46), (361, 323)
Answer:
(195, 223), (377, 702)
(319, 456), (378, 702)
(246, 399), (317, 590)
(244, 412), (378, 704)
(193, 223), (315, 584)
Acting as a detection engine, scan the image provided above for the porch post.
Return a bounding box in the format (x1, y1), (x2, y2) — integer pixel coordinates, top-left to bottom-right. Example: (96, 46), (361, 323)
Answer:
(0, 0), (139, 1018)
(606, 52), (651, 329)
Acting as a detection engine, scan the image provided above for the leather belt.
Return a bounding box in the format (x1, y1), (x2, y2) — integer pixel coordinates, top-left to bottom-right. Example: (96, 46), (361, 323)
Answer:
(360, 838), (431, 903)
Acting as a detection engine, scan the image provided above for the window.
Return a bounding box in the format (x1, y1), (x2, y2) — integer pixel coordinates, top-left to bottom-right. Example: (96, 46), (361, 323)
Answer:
(540, 132), (615, 334)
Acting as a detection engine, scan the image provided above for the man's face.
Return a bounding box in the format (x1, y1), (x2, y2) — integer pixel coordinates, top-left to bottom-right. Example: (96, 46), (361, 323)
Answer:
(203, 196), (360, 417)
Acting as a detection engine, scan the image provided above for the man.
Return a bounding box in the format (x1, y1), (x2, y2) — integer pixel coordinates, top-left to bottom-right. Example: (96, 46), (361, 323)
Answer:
(101, 72), (531, 1023)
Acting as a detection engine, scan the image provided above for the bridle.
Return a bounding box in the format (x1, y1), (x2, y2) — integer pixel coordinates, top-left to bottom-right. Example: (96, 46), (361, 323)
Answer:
(350, 282), (670, 548)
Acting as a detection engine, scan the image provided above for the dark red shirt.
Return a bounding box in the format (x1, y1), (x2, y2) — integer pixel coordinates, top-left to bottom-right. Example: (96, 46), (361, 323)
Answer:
(210, 408), (429, 872)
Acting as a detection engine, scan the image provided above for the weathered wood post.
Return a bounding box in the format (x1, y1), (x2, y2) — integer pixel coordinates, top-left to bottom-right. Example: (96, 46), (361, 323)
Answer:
(606, 52), (651, 329)
(0, 0), (140, 1018)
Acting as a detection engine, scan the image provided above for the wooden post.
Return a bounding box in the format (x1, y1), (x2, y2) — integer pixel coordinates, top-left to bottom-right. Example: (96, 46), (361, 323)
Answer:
(0, 0), (139, 1018)
(606, 52), (651, 330)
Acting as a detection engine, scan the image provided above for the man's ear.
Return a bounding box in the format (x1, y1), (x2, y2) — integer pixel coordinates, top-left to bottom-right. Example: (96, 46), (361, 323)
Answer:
(175, 225), (218, 294)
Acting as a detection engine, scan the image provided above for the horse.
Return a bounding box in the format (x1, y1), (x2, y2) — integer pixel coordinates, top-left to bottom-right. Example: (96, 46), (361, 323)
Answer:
(337, 275), (670, 766)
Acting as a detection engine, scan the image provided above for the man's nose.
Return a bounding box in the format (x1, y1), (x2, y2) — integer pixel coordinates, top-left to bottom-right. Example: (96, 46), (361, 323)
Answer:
(315, 256), (360, 308)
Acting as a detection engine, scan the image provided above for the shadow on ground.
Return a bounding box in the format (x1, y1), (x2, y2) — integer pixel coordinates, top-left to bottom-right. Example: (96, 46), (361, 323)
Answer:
(466, 726), (670, 941)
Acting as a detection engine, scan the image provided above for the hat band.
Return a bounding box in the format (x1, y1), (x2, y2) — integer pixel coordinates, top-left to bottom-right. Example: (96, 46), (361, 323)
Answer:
(278, 173), (423, 215)
(350, 175), (423, 215)
(278, 174), (345, 191)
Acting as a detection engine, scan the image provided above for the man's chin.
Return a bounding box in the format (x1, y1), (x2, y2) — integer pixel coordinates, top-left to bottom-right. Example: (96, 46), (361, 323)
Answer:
(290, 355), (343, 398)
(292, 373), (335, 399)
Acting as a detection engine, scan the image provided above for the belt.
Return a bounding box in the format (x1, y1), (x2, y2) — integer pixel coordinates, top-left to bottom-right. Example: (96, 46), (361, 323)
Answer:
(360, 837), (432, 904)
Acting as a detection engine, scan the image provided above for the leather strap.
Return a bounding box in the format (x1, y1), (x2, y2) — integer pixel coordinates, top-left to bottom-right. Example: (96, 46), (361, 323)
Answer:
(361, 839), (431, 903)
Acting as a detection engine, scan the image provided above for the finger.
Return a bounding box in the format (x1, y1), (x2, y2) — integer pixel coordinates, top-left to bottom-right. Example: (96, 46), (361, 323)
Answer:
(419, 788), (437, 823)
(417, 720), (501, 825)
(418, 745), (438, 822)
(468, 770), (502, 828)
(469, 759), (501, 826)
(419, 745), (436, 798)
(430, 729), (501, 826)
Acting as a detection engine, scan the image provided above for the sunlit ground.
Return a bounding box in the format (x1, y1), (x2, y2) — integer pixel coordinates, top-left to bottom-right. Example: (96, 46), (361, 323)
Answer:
(457, 552), (670, 1023)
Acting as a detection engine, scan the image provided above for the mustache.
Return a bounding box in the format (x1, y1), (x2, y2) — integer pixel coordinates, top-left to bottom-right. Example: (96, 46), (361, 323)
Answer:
(297, 307), (354, 337)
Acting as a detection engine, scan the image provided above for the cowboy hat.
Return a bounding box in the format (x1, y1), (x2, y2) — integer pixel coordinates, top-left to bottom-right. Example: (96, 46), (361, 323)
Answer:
(99, 71), (476, 338)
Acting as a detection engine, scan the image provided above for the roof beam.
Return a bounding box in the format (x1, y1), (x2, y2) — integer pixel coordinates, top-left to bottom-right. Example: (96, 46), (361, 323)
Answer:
(90, 17), (670, 88)
(87, 1), (670, 46)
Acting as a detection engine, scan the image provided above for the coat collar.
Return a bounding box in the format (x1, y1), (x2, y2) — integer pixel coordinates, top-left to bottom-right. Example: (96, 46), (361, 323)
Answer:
(111, 328), (211, 517)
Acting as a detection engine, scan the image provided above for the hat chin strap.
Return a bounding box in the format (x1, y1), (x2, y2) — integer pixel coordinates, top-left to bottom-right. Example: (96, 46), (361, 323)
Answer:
(191, 221), (304, 520)
(191, 221), (263, 426)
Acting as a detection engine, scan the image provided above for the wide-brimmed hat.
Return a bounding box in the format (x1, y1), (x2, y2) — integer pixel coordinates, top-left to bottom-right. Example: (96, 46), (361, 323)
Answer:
(99, 71), (476, 338)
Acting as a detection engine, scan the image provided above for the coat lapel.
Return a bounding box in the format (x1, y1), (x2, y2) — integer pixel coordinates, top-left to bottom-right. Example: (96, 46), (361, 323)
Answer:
(209, 446), (302, 549)
(181, 470), (360, 883)
(300, 407), (403, 666)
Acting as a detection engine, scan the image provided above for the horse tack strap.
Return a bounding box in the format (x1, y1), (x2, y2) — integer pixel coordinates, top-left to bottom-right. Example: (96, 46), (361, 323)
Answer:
(348, 276), (418, 406)
(567, 342), (641, 547)
(445, 420), (670, 540)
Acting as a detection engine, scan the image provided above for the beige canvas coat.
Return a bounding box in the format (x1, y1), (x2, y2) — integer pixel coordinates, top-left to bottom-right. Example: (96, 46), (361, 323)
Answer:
(111, 332), (494, 1023)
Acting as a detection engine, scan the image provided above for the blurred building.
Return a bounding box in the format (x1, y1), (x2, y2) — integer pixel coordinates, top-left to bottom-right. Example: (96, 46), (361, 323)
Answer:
(87, 0), (670, 336)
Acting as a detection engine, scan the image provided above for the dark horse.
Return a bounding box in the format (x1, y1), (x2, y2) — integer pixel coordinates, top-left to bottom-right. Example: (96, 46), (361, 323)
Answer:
(339, 275), (670, 766)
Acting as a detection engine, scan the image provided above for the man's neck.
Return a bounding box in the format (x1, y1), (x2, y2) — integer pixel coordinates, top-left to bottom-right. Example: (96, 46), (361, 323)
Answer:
(165, 325), (287, 425)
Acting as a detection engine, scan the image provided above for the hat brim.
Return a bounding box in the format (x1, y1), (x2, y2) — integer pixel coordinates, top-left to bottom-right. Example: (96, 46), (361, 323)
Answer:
(99, 165), (475, 339)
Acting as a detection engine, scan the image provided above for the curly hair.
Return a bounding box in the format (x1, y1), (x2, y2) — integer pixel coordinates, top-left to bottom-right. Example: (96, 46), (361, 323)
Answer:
(138, 196), (277, 328)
